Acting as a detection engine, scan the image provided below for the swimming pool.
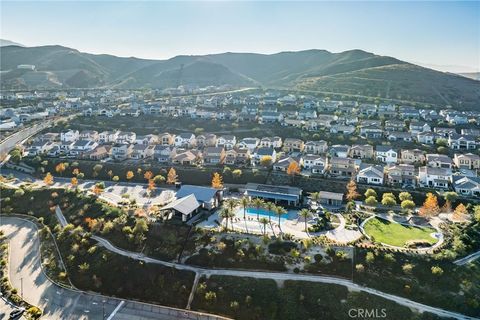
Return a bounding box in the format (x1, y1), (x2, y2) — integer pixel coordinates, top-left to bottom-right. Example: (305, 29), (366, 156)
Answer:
(241, 207), (295, 221)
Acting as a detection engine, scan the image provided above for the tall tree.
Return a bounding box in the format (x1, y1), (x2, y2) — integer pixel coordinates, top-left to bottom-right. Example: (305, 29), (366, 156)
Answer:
(345, 179), (360, 202)
(419, 193), (440, 217)
(259, 217), (269, 236)
(286, 161), (301, 181)
(147, 179), (155, 196)
(55, 163), (66, 176)
(240, 196), (250, 220)
(43, 172), (54, 186)
(443, 192), (458, 213)
(264, 201), (276, 223)
(453, 203), (468, 220)
(298, 209), (311, 232)
(274, 205), (287, 230)
(70, 177), (78, 188)
(211, 172), (224, 189)
(251, 198), (265, 220)
(144, 170), (153, 181)
(167, 168), (178, 184)
(126, 171), (134, 181)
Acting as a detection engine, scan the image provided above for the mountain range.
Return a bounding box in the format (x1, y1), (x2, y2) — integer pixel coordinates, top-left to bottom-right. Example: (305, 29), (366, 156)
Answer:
(1, 42), (479, 109)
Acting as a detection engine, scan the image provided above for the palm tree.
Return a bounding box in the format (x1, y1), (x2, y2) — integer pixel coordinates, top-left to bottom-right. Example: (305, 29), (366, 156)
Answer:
(259, 217), (269, 236)
(240, 196), (250, 220)
(251, 198), (265, 220)
(274, 205), (287, 229)
(225, 198), (238, 212)
(264, 202), (276, 223)
(299, 209), (312, 232)
(219, 208), (232, 231)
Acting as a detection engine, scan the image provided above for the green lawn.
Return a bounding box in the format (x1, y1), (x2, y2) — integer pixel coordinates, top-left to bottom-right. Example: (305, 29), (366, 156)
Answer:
(363, 217), (438, 247)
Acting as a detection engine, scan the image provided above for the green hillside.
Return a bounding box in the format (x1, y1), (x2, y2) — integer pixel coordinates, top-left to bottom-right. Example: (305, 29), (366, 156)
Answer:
(1, 44), (478, 109)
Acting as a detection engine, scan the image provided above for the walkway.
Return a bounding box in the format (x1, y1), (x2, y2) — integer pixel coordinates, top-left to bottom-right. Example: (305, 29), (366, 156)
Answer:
(454, 250), (480, 266)
(0, 217), (228, 320)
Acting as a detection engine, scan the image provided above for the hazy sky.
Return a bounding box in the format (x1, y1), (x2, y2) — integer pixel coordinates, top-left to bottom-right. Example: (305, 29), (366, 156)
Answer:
(1, 1), (479, 72)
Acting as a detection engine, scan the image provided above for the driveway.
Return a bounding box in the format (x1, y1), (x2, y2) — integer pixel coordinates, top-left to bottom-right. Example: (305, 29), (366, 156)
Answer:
(0, 217), (228, 320)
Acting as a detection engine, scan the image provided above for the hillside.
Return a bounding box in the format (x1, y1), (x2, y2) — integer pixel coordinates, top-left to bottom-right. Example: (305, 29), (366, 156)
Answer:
(1, 43), (479, 109)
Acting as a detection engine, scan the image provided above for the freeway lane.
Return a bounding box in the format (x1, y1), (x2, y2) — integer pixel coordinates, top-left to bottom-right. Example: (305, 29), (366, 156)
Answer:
(0, 217), (228, 320)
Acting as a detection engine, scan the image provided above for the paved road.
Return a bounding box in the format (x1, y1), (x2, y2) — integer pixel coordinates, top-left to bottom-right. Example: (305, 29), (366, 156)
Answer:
(92, 235), (477, 320)
(454, 250), (480, 266)
(0, 217), (228, 320)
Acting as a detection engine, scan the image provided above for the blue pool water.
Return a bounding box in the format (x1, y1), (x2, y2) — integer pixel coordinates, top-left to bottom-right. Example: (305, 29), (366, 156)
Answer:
(245, 207), (290, 219)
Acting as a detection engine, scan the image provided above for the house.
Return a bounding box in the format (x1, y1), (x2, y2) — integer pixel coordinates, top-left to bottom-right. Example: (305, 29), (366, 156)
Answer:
(203, 147), (225, 165)
(318, 191), (343, 207)
(330, 125), (355, 134)
(446, 113), (468, 125)
(349, 144), (374, 159)
(196, 133), (217, 148)
(159, 194), (201, 222)
(385, 164), (416, 186)
(238, 138), (260, 152)
(245, 183), (302, 206)
(398, 106), (419, 119)
(111, 143), (133, 161)
(452, 176), (480, 197)
(418, 166), (452, 189)
(426, 154), (452, 168)
(356, 164), (384, 185)
(171, 150), (201, 165)
(434, 127), (457, 138)
(26, 141), (55, 156)
(154, 145), (176, 163)
(260, 111), (283, 123)
(174, 133), (196, 148)
(330, 145), (350, 158)
(401, 149), (425, 164)
(131, 144), (155, 160)
(235, 149), (251, 165)
(303, 155), (327, 171)
(297, 109), (317, 120)
(453, 153), (480, 170)
(329, 157), (356, 178)
(384, 120), (405, 132)
(175, 185), (223, 210)
(283, 138), (304, 153)
(273, 156), (302, 172)
(260, 136), (282, 149)
(409, 121), (431, 134)
(216, 135), (237, 150)
(224, 149), (238, 165)
(448, 134), (476, 150)
(387, 131), (413, 142)
(99, 130), (119, 143)
(60, 130), (79, 142)
(304, 140), (328, 154)
(69, 140), (98, 157)
(282, 119), (305, 128)
(253, 147), (277, 164)
(358, 104), (377, 116)
(46, 145), (61, 157)
(79, 130), (99, 141)
(158, 132), (175, 146)
(416, 131), (440, 145)
(135, 134), (158, 145)
(87, 145), (111, 160)
(359, 125), (383, 139)
(116, 132), (136, 144)
(375, 146), (398, 164)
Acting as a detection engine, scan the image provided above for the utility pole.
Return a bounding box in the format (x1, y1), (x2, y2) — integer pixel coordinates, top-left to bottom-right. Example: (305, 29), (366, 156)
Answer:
(20, 277), (23, 298)
(102, 300), (106, 320)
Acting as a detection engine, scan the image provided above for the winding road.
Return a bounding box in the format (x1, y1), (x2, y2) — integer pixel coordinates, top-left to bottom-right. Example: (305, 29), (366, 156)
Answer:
(0, 217), (228, 320)
(91, 236), (478, 320)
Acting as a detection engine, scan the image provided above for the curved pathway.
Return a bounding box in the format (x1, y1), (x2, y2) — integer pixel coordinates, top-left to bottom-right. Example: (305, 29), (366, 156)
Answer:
(0, 216), (228, 320)
(92, 235), (476, 319)
(454, 250), (480, 266)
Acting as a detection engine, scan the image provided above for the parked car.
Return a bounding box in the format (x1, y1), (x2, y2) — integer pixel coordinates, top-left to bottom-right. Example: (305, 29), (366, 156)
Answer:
(9, 308), (25, 319)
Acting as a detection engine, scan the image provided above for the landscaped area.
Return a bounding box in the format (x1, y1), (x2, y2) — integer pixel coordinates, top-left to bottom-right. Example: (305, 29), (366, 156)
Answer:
(363, 217), (438, 248)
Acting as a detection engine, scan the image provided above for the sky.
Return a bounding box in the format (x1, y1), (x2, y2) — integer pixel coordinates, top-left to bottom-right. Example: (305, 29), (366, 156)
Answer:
(1, 1), (479, 73)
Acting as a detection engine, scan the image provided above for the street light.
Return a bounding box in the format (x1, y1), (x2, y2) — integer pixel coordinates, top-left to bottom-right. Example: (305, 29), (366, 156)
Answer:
(102, 300), (106, 320)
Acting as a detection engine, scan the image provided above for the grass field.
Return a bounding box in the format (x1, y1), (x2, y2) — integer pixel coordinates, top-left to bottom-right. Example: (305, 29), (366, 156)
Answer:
(363, 217), (438, 247)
